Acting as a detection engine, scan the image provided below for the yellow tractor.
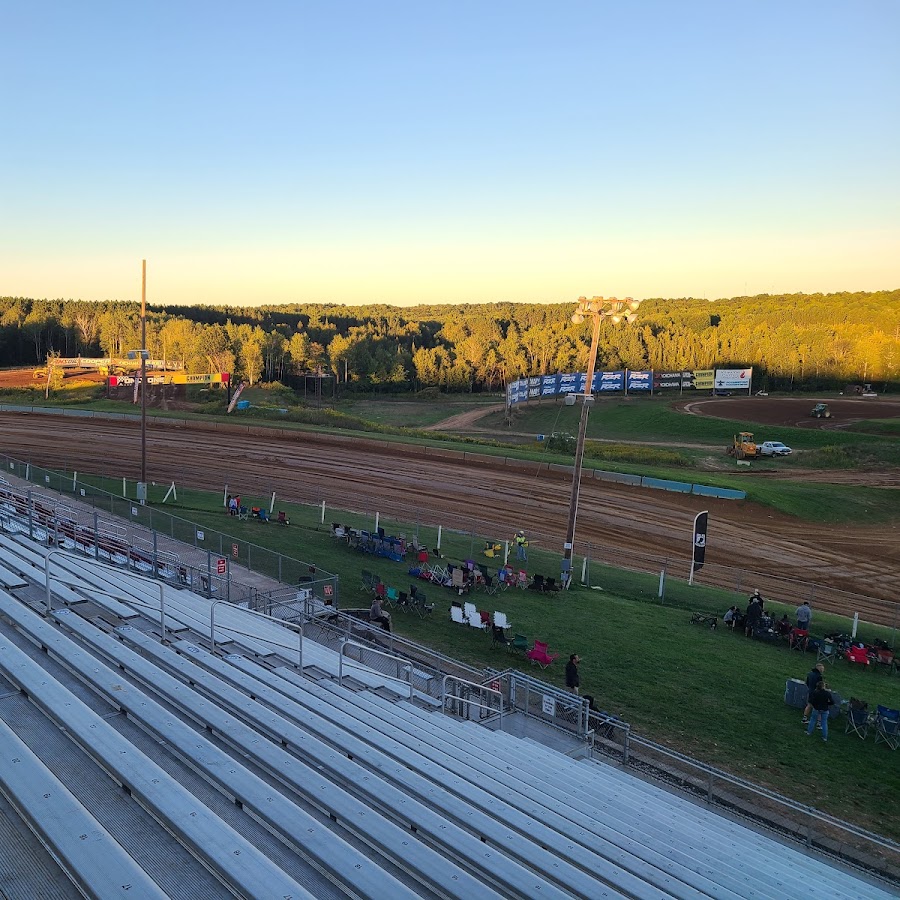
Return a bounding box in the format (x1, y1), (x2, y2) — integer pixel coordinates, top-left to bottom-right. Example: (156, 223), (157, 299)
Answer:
(728, 432), (759, 460)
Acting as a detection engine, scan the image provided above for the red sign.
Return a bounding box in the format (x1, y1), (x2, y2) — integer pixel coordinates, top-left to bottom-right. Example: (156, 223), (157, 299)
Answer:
(490, 680), (501, 693)
(216, 558), (226, 575)
(324, 584), (333, 596)
(231, 543), (239, 559)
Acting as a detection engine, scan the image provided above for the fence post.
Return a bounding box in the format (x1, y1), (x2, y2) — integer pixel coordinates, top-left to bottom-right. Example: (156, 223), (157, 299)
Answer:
(152, 529), (158, 577)
(27, 491), (33, 539)
(93, 511), (99, 559)
(321, 500), (325, 524)
(623, 725), (630, 764)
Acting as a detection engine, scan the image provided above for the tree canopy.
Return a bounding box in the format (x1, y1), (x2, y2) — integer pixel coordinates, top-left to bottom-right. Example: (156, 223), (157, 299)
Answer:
(1, 291), (897, 392)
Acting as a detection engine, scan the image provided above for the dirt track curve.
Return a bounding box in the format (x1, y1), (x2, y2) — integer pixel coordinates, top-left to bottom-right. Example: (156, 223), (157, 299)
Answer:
(1, 412), (898, 625)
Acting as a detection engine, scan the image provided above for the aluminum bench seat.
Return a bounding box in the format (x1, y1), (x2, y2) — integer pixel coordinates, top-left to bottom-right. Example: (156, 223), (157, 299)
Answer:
(337, 690), (893, 900)
(159, 643), (701, 900)
(0, 603), (314, 899)
(281, 675), (771, 900)
(116, 633), (602, 900)
(0, 717), (169, 899)
(0, 593), (430, 900)
(36, 606), (518, 900)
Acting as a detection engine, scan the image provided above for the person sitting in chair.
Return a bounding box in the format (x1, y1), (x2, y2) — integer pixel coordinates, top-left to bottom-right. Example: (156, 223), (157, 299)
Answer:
(776, 614), (791, 636)
(370, 595), (392, 633)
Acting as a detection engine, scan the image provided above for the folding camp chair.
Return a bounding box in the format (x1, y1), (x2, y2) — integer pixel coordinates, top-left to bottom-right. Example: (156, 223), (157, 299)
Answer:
(277, 510), (290, 526)
(360, 569), (376, 593)
(544, 577), (559, 593)
(528, 574), (545, 591)
(467, 610), (485, 630)
(384, 586), (400, 609)
(874, 706), (900, 750)
(845, 699), (870, 740)
(493, 611), (511, 631)
(463, 602), (477, 620)
(510, 634), (529, 654)
(481, 574), (499, 596)
(479, 610), (491, 629)
(526, 640), (560, 669)
(238, 506), (249, 520)
(846, 645), (871, 667)
(789, 629), (808, 652)
(257, 508), (270, 523)
(414, 592), (434, 618)
(397, 590), (411, 613)
(450, 605), (466, 625)
(491, 625), (513, 649)
(451, 567), (467, 594)
(816, 640), (836, 665)
(516, 570), (528, 589)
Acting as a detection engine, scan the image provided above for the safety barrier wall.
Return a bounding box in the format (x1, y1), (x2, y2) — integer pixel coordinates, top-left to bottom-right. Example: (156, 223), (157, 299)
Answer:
(594, 470), (643, 486)
(692, 484), (747, 500)
(640, 476), (693, 493)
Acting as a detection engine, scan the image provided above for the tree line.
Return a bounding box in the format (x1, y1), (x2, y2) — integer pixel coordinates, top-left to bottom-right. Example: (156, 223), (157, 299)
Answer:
(1, 291), (897, 392)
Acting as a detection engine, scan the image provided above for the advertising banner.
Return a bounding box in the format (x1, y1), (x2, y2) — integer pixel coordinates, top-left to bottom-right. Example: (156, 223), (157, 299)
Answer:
(540, 374), (560, 396)
(691, 510), (709, 583)
(558, 372), (584, 394)
(653, 371), (681, 389)
(693, 369), (715, 390)
(595, 370), (625, 392)
(714, 368), (753, 390)
(626, 370), (652, 392)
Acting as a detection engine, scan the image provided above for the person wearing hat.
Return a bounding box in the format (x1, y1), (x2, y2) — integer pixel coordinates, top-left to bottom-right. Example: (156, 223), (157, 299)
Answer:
(514, 530), (528, 562)
(565, 653), (581, 695)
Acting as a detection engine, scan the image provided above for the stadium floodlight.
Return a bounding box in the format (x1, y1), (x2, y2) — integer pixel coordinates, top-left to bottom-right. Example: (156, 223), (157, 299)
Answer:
(561, 296), (639, 589)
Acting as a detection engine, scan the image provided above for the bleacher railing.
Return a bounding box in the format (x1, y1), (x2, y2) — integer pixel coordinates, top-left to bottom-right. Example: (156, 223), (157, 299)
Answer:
(0, 452), (339, 607)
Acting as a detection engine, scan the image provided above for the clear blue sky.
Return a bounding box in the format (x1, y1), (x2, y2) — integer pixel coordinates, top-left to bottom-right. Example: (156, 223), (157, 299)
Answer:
(2, 1), (898, 307)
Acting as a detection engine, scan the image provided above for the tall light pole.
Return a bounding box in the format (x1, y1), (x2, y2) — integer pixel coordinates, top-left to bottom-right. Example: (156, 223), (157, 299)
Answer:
(140, 259), (147, 489)
(561, 296), (641, 588)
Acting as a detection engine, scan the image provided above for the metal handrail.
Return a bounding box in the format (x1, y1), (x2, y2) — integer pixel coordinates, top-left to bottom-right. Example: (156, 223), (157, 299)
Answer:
(209, 599), (303, 671)
(339, 639), (413, 698)
(442, 675), (503, 730)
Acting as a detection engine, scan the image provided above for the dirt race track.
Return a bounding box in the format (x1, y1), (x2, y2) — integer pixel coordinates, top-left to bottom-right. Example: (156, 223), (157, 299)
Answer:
(0, 411), (898, 625)
(678, 395), (900, 429)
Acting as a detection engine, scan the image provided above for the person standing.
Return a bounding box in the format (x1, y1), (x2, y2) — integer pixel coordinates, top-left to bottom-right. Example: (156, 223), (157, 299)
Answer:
(514, 530), (528, 562)
(806, 681), (834, 741)
(744, 595), (762, 637)
(801, 663), (825, 724)
(796, 601), (812, 630)
(565, 654), (581, 695)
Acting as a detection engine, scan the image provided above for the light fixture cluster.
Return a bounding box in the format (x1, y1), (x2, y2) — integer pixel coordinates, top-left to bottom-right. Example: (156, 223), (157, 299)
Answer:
(571, 296), (642, 325)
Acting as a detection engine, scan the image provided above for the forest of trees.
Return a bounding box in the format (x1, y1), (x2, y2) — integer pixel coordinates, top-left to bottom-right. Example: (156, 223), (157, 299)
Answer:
(0, 291), (897, 392)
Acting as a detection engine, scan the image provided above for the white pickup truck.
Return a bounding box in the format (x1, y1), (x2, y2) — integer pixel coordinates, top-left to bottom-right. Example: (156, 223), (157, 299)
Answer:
(759, 441), (792, 457)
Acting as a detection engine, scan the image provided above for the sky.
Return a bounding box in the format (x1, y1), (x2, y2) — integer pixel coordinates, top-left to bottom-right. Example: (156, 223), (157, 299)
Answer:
(2, 1), (898, 308)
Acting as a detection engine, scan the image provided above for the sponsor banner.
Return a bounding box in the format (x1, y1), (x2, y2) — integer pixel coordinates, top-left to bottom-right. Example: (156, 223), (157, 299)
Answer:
(540, 374), (560, 396)
(626, 370), (652, 391)
(108, 376), (167, 387)
(594, 370), (625, 392)
(692, 510), (709, 575)
(693, 369), (715, 390)
(558, 373), (586, 393)
(169, 372), (227, 385)
(714, 367), (753, 390)
(528, 376), (542, 389)
(653, 371), (682, 389)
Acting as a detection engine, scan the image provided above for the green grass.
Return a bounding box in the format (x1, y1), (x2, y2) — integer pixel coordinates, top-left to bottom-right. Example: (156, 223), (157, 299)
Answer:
(338, 396), (502, 428)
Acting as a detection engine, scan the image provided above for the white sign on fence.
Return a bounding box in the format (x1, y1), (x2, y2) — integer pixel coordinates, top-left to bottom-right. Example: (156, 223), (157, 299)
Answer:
(542, 695), (556, 717)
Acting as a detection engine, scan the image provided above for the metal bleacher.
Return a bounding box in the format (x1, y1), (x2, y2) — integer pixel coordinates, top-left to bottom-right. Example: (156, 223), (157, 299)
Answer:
(0, 532), (895, 898)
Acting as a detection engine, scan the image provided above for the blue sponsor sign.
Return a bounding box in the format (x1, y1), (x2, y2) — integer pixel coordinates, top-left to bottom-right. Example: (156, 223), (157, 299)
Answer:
(558, 372), (580, 392)
(595, 370), (625, 392)
(626, 370), (652, 391)
(541, 374), (560, 396)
